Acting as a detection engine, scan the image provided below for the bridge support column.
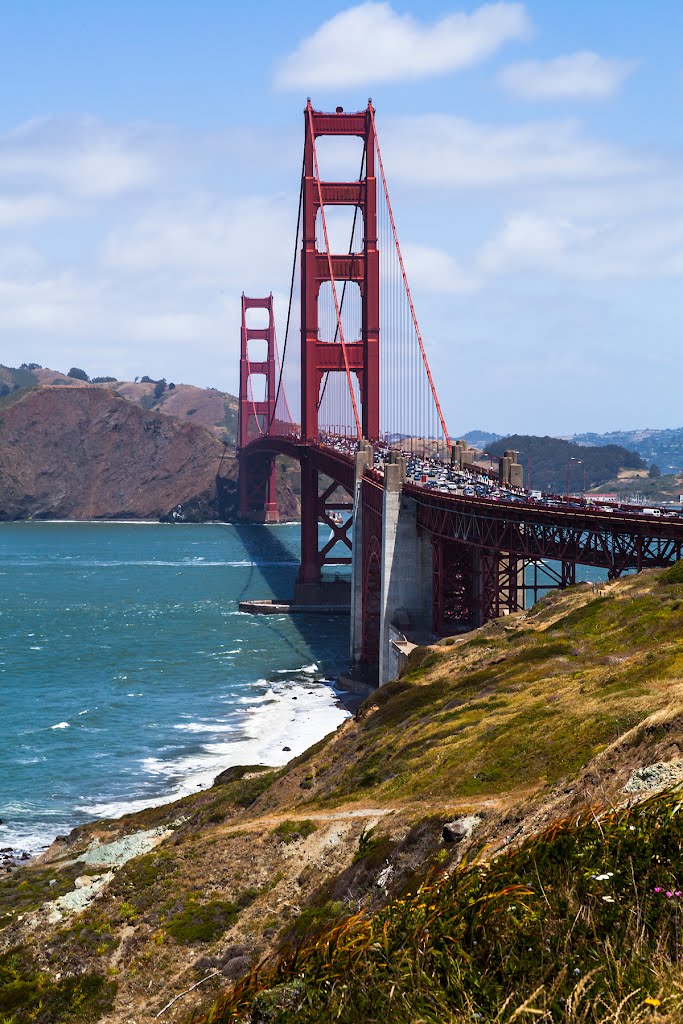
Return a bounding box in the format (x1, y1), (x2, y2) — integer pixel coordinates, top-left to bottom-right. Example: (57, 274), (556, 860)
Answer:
(350, 442), (373, 671)
(296, 456), (320, 597)
(379, 454), (432, 686)
(238, 453), (279, 524)
(472, 549), (525, 626)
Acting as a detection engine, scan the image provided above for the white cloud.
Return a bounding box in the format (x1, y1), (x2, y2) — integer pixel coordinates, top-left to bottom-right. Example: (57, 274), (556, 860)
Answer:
(100, 194), (295, 291)
(499, 51), (637, 100)
(380, 114), (649, 189)
(477, 212), (593, 274)
(274, 1), (532, 90)
(0, 117), (165, 202)
(0, 194), (71, 227)
(476, 209), (683, 280)
(401, 242), (477, 294)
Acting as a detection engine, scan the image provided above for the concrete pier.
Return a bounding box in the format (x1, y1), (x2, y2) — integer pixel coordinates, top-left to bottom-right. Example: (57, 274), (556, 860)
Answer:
(349, 441), (373, 670)
(378, 452), (432, 686)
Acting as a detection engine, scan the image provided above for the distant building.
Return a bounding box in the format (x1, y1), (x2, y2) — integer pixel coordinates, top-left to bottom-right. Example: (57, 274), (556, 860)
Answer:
(587, 493), (618, 503)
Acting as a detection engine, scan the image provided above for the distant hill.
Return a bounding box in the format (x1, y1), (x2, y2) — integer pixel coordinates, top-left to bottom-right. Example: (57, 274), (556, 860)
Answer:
(0, 366), (296, 521)
(487, 434), (646, 493)
(461, 429), (502, 448)
(570, 428), (683, 475)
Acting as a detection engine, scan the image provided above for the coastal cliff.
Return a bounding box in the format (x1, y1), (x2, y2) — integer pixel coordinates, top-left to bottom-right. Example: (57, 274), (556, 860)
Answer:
(1, 569), (683, 1022)
(0, 385), (298, 522)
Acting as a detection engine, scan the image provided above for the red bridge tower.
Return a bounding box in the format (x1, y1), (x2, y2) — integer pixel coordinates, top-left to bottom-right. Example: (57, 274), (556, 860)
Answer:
(297, 101), (379, 597)
(238, 293), (279, 523)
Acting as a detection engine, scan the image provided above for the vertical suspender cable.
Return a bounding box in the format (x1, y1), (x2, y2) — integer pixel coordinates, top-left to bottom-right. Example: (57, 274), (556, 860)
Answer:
(317, 144), (366, 421)
(369, 108), (450, 449)
(268, 153), (305, 435)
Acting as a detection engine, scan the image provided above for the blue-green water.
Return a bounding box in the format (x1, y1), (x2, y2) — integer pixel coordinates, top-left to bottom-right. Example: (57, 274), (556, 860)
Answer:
(0, 523), (350, 854)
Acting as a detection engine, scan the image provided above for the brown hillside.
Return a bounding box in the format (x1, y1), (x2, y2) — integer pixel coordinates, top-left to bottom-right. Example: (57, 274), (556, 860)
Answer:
(32, 368), (238, 440)
(0, 386), (236, 521)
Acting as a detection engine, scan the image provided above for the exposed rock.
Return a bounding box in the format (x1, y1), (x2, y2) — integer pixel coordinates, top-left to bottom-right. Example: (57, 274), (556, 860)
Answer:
(442, 815), (482, 843)
(222, 955), (252, 980)
(624, 760), (683, 794)
(77, 826), (173, 867)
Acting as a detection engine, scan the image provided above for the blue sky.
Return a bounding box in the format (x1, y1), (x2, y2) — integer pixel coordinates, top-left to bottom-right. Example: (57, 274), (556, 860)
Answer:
(0, 1), (682, 434)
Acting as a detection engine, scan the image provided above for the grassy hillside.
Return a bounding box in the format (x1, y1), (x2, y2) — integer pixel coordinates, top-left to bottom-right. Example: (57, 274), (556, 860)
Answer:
(587, 469), (681, 505)
(0, 570), (682, 1023)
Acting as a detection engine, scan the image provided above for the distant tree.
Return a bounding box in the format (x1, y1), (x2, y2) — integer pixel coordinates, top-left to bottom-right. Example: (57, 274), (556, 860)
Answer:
(67, 367), (89, 381)
(20, 362), (42, 370)
(153, 378), (167, 399)
(134, 376), (140, 382)
(92, 376), (117, 384)
(140, 375), (155, 384)
(0, 381), (10, 397)
(168, 382), (176, 390)
(649, 463), (661, 478)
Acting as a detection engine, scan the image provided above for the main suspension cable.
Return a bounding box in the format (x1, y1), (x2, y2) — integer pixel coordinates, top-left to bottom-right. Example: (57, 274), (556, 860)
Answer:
(369, 106), (451, 448)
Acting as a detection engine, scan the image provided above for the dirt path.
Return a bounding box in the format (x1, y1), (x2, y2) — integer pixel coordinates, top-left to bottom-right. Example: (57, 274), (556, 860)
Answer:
(218, 806), (397, 834)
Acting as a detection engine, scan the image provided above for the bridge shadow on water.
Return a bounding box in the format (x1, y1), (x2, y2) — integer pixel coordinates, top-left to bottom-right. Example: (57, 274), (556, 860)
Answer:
(227, 522), (351, 678)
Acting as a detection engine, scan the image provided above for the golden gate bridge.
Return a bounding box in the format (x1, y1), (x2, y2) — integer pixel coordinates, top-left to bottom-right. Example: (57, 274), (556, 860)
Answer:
(237, 102), (683, 686)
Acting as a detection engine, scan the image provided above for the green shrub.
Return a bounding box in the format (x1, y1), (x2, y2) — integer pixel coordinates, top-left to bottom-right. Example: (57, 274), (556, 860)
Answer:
(0, 947), (116, 1022)
(271, 820), (318, 845)
(659, 559), (683, 585)
(165, 898), (239, 944)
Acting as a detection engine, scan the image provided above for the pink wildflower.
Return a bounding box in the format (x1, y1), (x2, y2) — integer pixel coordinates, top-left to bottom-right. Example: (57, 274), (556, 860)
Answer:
(654, 887), (662, 893)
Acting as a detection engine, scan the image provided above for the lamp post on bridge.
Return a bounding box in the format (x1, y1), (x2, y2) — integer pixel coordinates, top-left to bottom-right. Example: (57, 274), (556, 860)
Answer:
(577, 459), (586, 499)
(566, 456), (579, 499)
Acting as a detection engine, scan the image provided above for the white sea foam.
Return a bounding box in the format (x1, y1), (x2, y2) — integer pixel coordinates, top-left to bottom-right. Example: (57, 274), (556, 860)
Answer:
(237, 688), (277, 704)
(51, 722), (70, 730)
(77, 678), (350, 819)
(173, 722), (237, 734)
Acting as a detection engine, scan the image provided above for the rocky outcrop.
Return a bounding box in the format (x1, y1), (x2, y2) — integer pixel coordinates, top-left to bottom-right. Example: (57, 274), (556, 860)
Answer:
(0, 386), (236, 521)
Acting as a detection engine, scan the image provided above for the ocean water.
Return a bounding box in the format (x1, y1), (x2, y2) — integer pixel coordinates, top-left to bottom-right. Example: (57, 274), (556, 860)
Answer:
(0, 522), (351, 855)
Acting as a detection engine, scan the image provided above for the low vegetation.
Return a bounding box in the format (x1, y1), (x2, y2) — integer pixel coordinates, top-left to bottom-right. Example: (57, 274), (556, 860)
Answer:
(199, 789), (683, 1023)
(270, 820), (318, 845)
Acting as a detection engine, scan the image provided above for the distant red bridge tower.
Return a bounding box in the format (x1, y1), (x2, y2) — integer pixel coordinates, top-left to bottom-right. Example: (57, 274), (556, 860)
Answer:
(237, 293), (279, 523)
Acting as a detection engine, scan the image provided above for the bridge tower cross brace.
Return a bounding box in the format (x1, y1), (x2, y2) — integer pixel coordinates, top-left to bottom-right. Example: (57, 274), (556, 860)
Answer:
(238, 293), (279, 523)
(298, 102), (380, 593)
